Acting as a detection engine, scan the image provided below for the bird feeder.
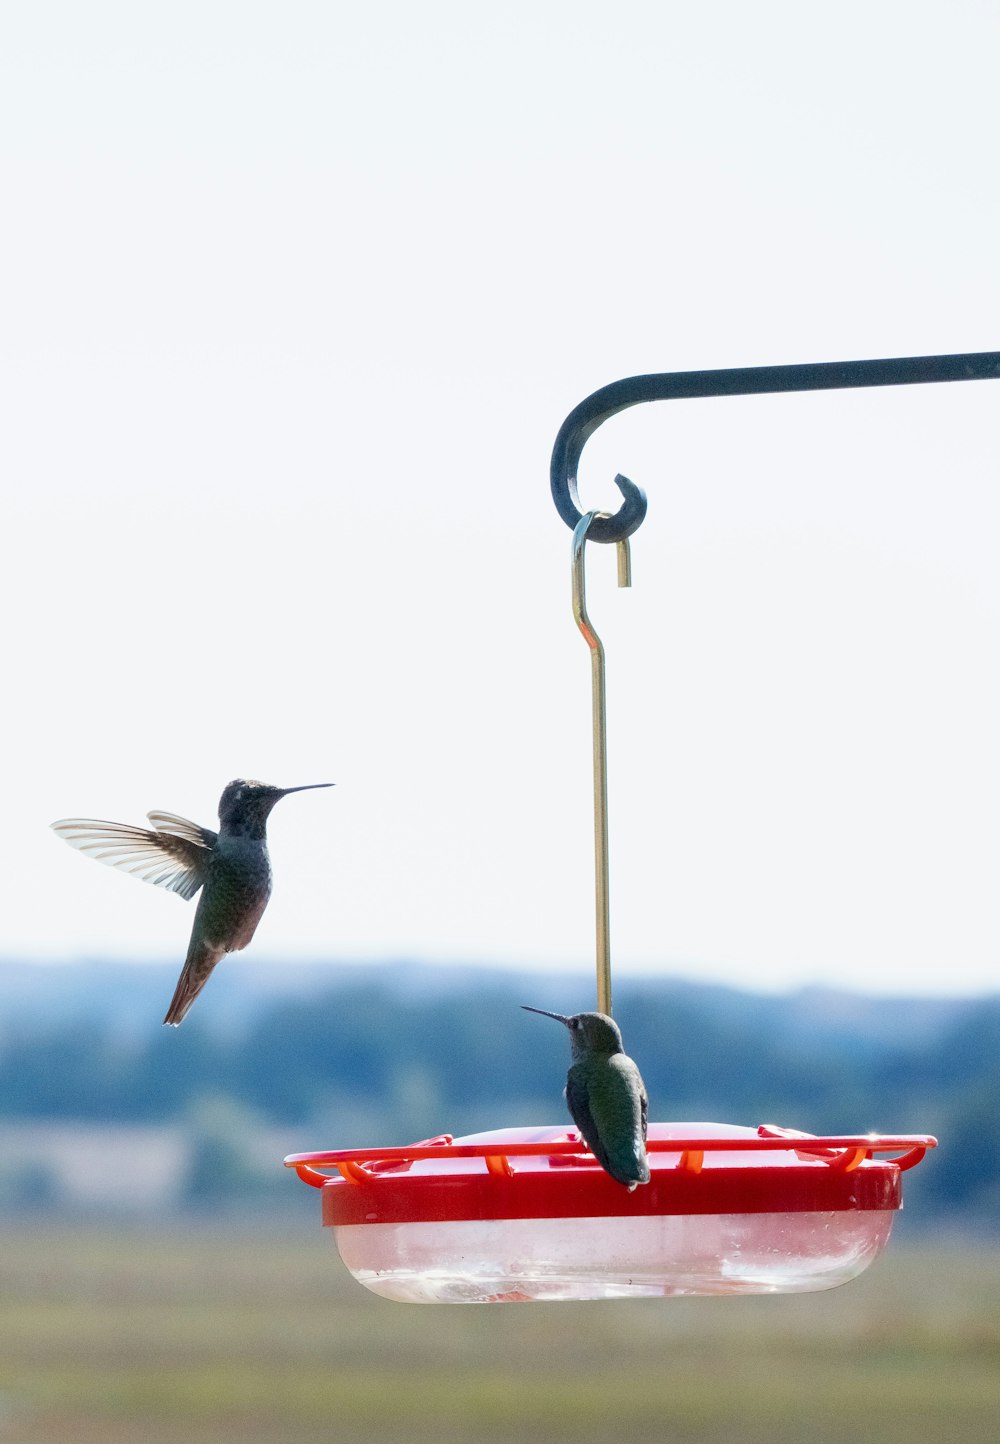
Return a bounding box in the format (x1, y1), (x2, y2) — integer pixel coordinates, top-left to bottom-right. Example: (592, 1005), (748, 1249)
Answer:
(287, 351), (997, 1300)
(286, 1123), (934, 1302)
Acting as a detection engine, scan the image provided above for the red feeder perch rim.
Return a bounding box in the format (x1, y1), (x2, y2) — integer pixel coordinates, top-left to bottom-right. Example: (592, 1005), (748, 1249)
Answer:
(284, 1125), (936, 1225)
(285, 1129), (935, 1187)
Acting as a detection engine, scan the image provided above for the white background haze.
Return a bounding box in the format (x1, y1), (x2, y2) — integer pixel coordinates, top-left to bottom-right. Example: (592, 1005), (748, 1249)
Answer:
(3, 3), (1000, 996)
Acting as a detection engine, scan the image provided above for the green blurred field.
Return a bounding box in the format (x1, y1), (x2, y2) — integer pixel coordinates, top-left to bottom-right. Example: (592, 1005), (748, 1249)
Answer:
(0, 1222), (996, 1443)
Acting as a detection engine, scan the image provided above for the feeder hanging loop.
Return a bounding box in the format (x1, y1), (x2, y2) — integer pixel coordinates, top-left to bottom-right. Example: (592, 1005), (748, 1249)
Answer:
(550, 350), (1000, 541)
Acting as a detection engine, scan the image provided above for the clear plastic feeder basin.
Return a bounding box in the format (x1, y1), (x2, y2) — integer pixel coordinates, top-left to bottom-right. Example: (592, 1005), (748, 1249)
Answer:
(285, 1122), (935, 1304)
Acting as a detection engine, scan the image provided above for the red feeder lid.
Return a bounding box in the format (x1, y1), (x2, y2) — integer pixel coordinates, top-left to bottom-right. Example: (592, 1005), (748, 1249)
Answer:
(284, 1122), (936, 1227)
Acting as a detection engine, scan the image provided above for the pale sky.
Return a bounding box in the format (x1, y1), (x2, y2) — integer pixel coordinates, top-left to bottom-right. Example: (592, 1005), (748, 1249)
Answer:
(3, 2), (1000, 996)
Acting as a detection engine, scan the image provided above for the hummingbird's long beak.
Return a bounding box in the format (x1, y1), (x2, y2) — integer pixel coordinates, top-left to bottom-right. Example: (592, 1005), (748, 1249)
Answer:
(521, 1005), (570, 1025)
(279, 783), (335, 795)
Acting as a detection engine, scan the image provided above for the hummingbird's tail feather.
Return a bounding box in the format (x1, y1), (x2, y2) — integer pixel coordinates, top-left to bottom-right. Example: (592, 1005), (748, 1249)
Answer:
(163, 940), (226, 1026)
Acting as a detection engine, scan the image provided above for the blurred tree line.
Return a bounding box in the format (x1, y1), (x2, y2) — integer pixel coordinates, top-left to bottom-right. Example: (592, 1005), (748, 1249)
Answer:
(0, 974), (996, 1226)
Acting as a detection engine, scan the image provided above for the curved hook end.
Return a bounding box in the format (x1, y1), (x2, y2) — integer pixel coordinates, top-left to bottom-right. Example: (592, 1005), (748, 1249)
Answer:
(612, 473), (648, 536)
(550, 378), (652, 541)
(571, 474), (647, 544)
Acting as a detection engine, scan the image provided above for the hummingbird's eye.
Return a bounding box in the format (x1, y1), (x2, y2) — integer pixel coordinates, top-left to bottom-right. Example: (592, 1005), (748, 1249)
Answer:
(569, 1018), (580, 1030)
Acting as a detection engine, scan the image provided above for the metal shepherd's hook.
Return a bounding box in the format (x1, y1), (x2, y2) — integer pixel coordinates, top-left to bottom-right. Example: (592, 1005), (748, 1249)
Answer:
(556, 348), (1000, 1012)
(551, 350), (1000, 544)
(572, 513), (631, 1016)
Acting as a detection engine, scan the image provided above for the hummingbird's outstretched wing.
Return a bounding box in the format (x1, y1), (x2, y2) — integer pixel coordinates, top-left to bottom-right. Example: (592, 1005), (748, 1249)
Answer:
(146, 811), (218, 850)
(50, 817), (214, 901)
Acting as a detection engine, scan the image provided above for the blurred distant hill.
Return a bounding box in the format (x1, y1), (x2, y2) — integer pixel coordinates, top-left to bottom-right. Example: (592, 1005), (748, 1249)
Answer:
(0, 958), (995, 1229)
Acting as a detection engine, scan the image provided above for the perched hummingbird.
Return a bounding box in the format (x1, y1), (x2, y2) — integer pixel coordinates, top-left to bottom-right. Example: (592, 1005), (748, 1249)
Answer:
(522, 1007), (650, 1190)
(51, 779), (333, 1026)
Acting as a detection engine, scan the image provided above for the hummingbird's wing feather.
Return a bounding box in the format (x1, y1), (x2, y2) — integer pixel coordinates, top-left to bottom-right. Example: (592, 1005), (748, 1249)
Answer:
(600, 1057), (650, 1185)
(50, 819), (212, 901)
(565, 1067), (618, 1179)
(146, 811), (218, 850)
(567, 1058), (650, 1189)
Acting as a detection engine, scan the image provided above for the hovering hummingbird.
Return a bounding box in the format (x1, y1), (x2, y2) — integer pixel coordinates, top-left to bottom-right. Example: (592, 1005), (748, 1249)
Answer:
(51, 779), (333, 1026)
(522, 1007), (650, 1190)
